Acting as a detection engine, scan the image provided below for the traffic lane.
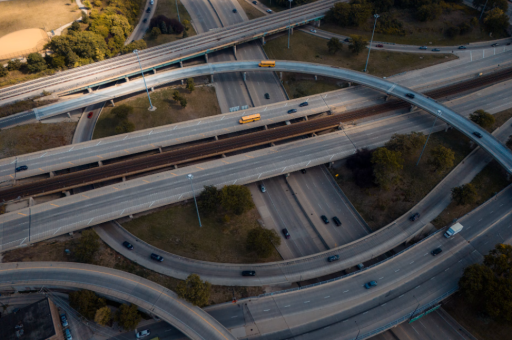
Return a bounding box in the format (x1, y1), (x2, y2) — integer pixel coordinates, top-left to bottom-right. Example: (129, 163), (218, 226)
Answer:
(72, 102), (105, 143)
(214, 0), (248, 25)
(393, 309), (470, 340)
(180, 0), (222, 32)
(0, 110), (36, 129)
(261, 176), (326, 257)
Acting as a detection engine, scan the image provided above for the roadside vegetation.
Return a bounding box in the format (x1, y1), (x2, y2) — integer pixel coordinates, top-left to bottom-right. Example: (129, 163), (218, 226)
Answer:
(143, 0), (196, 47)
(1, 229), (266, 304)
(322, 0), (509, 46)
(237, 0), (266, 19)
(93, 82), (219, 139)
(123, 185), (281, 263)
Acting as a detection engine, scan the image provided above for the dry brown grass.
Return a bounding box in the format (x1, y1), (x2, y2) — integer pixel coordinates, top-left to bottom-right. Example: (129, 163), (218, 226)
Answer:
(264, 31), (457, 77)
(123, 202), (282, 263)
(0, 122), (76, 158)
(93, 85), (220, 139)
(237, 0), (265, 20)
(0, 0), (81, 38)
(2, 229), (265, 305)
(0, 98), (58, 119)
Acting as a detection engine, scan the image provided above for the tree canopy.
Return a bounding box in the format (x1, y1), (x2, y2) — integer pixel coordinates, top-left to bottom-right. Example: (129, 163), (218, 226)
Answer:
(219, 185), (255, 215)
(186, 78), (195, 92)
(0, 65), (7, 78)
(74, 229), (100, 263)
(371, 147), (404, 189)
(26, 53), (48, 73)
(348, 35), (368, 55)
(198, 185), (220, 215)
(483, 8), (510, 34)
(176, 274), (211, 307)
(428, 145), (455, 172)
(94, 306), (111, 326)
(470, 109), (495, 129)
(115, 304), (141, 330)
(327, 37), (343, 54)
(69, 290), (106, 320)
(451, 183), (478, 205)
(385, 132), (426, 156)
(246, 227), (281, 258)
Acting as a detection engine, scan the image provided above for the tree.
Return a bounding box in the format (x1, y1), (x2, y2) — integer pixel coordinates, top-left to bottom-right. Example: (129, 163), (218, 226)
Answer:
(74, 229), (100, 263)
(348, 35), (368, 55)
(451, 183), (478, 205)
(115, 304), (141, 330)
(186, 78), (195, 92)
(69, 21), (81, 32)
(373, 0), (394, 12)
(416, 4), (442, 22)
(111, 104), (133, 120)
(327, 37), (343, 54)
(198, 186), (220, 214)
(385, 132), (426, 156)
(346, 148), (375, 188)
(507, 135), (512, 150)
(483, 8), (510, 34)
(94, 306), (111, 326)
(470, 109), (495, 128)
(151, 27), (161, 38)
(371, 148), (404, 189)
(173, 90), (182, 102)
(445, 26), (460, 38)
(458, 22), (472, 35)
(179, 97), (187, 108)
(51, 55), (66, 69)
(428, 145), (455, 172)
(246, 227), (281, 258)
(176, 274), (211, 307)
(182, 29), (188, 38)
(7, 59), (22, 71)
(473, 0), (508, 12)
(160, 21), (168, 34)
(219, 185), (255, 215)
(115, 120), (135, 134)
(83, 0), (92, 9)
(93, 0), (102, 6)
(183, 19), (190, 30)
(26, 53), (48, 73)
(0, 65), (7, 78)
(121, 40), (147, 54)
(69, 290), (106, 320)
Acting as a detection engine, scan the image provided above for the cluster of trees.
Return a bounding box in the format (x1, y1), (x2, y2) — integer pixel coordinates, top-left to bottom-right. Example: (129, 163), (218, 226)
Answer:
(73, 229), (100, 263)
(459, 244), (512, 323)
(69, 290), (141, 329)
(346, 132), (456, 190)
(171, 78), (196, 108)
(268, 0), (315, 6)
(246, 226), (281, 258)
(327, 36), (368, 55)
(150, 15), (185, 38)
(198, 184), (255, 216)
(451, 183), (477, 205)
(176, 274), (211, 307)
(470, 109), (495, 129)
(110, 104), (135, 135)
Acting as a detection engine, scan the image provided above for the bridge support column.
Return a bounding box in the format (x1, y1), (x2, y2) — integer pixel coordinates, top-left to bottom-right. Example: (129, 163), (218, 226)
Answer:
(328, 161), (334, 168)
(98, 161), (103, 166)
(49, 171), (55, 178)
(338, 123), (343, 130)
(314, 75), (317, 81)
(181, 79), (184, 85)
(303, 116), (308, 121)
(285, 120), (291, 125)
(444, 124), (452, 132)
(64, 191), (70, 196)
(110, 99), (115, 107)
(233, 45), (236, 57)
(243, 72), (247, 81)
(205, 53), (208, 63)
(280, 72), (283, 80)
(271, 142), (275, 147)
(158, 147), (163, 153)
(222, 154), (227, 158)
(347, 82), (352, 87)
(264, 125), (268, 130)
(409, 105), (416, 112)
(153, 69), (157, 74)
(150, 87), (154, 92)
(210, 74), (214, 83)
(29, 197), (35, 207)
(469, 141), (475, 148)
(180, 61), (183, 68)
(261, 36), (265, 45)
(66, 112), (71, 118)
(125, 77), (130, 82)
(214, 136), (218, 141)
(311, 133), (317, 137)
(87, 88), (92, 93)
(174, 165), (178, 169)
(316, 20), (321, 28)
(122, 176), (126, 182)
(384, 95), (389, 101)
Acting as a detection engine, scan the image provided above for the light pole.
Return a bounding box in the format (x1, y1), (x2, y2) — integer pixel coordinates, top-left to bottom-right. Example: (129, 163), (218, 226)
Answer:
(187, 174), (202, 227)
(479, 0), (489, 21)
(354, 320), (360, 340)
(133, 49), (156, 111)
(363, 13), (379, 73)
(287, 0), (293, 49)
(416, 110), (441, 166)
(176, 0), (181, 22)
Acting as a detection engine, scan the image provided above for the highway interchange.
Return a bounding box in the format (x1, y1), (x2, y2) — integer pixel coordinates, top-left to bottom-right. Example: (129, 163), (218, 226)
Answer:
(1, 0), (512, 339)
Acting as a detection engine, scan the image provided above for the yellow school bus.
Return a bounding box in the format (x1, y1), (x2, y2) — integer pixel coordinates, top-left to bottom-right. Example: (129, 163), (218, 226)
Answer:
(239, 113), (261, 124)
(258, 60), (276, 67)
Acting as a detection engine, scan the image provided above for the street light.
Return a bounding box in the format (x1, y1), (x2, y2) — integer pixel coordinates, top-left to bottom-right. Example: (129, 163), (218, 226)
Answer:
(176, 0), (181, 22)
(416, 110), (441, 166)
(354, 320), (360, 340)
(363, 14), (380, 73)
(187, 174), (202, 228)
(133, 49), (156, 111)
(287, 0), (293, 49)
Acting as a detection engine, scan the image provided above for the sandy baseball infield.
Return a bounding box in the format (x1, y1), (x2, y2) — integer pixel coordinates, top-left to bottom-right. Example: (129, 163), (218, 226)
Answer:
(0, 28), (49, 60)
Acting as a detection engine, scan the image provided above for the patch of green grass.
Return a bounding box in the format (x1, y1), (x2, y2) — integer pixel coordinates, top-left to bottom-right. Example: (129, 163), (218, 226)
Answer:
(330, 128), (473, 230)
(122, 202), (282, 263)
(283, 77), (342, 99)
(93, 85), (220, 139)
(143, 0), (196, 48)
(484, 107), (512, 133)
(321, 7), (498, 46)
(237, 0), (265, 20)
(264, 31), (457, 77)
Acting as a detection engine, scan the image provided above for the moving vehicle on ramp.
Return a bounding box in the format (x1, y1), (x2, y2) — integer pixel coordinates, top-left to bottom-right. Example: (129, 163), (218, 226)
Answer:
(259, 60), (275, 67)
(239, 113), (261, 124)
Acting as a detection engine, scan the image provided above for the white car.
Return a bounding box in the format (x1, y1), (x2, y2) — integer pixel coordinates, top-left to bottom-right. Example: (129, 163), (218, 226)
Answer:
(310, 29), (317, 33)
(136, 330), (151, 338)
(150, 0), (154, 4)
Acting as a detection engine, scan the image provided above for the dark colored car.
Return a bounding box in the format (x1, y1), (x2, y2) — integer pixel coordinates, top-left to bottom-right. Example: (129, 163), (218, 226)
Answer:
(287, 109), (297, 114)
(260, 184), (266, 193)
(299, 102), (309, 107)
(376, 44), (383, 48)
(150, 253), (164, 262)
(321, 215), (329, 224)
(123, 241), (134, 250)
(87, 111), (93, 118)
(344, 38), (350, 42)
(507, 42), (511, 46)
(419, 46), (427, 50)
(409, 212), (420, 221)
(458, 46), (466, 49)
(232, 8), (237, 13)
(405, 93), (415, 99)
(473, 131), (482, 138)
(242, 271), (256, 276)
(282, 228), (290, 239)
(15, 165), (28, 172)
(491, 43), (499, 47)
(328, 255), (340, 262)
(364, 281), (378, 289)
(253, 1), (257, 3)
(143, 18), (147, 23)
(301, 169), (306, 174)
(432, 48), (440, 52)
(60, 314), (68, 327)
(332, 216), (342, 226)
(264, 93), (270, 99)
(146, 7), (151, 13)
(431, 248), (443, 256)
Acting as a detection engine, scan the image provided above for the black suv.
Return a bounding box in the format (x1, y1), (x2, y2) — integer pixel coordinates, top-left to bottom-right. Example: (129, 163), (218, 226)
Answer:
(409, 212), (420, 221)
(150, 253), (164, 262)
(287, 109), (297, 114)
(405, 93), (415, 99)
(332, 216), (342, 226)
(264, 93), (270, 99)
(299, 102), (309, 107)
(15, 165), (28, 172)
(472, 131), (482, 138)
(242, 271), (256, 276)
(146, 7), (151, 13)
(327, 255), (339, 262)
(122, 241), (134, 250)
(321, 215), (329, 224)
(431, 248), (442, 256)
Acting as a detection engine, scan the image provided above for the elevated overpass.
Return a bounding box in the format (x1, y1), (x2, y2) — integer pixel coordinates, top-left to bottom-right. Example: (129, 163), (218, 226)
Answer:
(0, 262), (235, 340)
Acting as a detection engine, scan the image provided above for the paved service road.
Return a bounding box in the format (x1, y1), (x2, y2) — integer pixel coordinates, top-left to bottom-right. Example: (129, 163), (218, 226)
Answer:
(0, 262), (236, 340)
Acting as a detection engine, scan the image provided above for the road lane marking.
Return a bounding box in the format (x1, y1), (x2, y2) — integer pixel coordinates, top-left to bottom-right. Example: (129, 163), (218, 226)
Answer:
(395, 269), (400, 272)
(387, 84), (396, 93)
(284, 305), (291, 307)
(264, 309), (270, 312)
(170, 173), (178, 176)
(245, 155), (254, 159)
(9, 175), (13, 179)
(97, 155), (103, 159)
(53, 227), (62, 235)
(410, 261), (414, 264)
(231, 316), (237, 318)
(424, 253), (428, 256)
(378, 277), (384, 280)
(399, 295), (404, 298)
(343, 290), (349, 293)
(381, 303), (387, 306)
(19, 238), (27, 245)
(196, 166), (205, 170)
(415, 285), (421, 289)
(363, 312), (368, 314)
(178, 194), (183, 200)
(18, 212), (27, 216)
(123, 135), (128, 140)
(50, 204), (60, 207)
(113, 187), (119, 190)
(87, 218), (94, 225)
(324, 296), (330, 299)
(82, 195), (89, 199)
(68, 162), (74, 165)
(445, 268), (450, 271)
(304, 301), (310, 304)
(149, 201), (155, 208)
(120, 209), (125, 216)
(143, 180), (150, 183)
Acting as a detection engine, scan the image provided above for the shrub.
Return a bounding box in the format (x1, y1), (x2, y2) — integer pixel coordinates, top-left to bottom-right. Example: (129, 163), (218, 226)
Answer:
(445, 26), (460, 38)
(7, 59), (22, 71)
(0, 65), (8, 78)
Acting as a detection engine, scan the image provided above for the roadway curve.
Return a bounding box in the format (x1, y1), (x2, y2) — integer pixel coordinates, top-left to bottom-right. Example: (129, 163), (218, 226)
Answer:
(11, 60), (512, 172)
(0, 262), (236, 340)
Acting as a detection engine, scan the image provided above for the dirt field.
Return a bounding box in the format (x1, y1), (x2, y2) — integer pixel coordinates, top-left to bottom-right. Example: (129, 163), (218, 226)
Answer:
(0, 29), (49, 60)
(0, 122), (76, 158)
(93, 85), (220, 139)
(1, 229), (265, 305)
(0, 0), (81, 38)
(264, 31), (457, 77)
